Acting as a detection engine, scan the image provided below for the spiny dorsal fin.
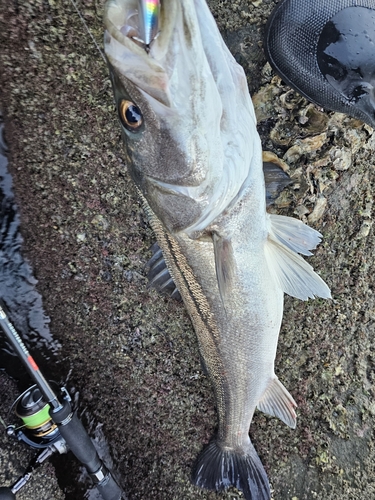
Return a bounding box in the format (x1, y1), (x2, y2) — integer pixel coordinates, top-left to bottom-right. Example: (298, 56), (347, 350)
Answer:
(257, 377), (297, 429)
(146, 243), (181, 301)
(265, 214), (331, 300)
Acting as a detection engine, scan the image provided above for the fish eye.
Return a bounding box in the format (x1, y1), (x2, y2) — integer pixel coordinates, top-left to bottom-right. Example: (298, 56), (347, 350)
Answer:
(119, 100), (143, 131)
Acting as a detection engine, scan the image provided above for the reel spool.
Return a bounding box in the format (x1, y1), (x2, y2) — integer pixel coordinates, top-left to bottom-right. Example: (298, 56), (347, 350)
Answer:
(0, 302), (124, 500)
(1, 385), (68, 500)
(7, 385), (65, 451)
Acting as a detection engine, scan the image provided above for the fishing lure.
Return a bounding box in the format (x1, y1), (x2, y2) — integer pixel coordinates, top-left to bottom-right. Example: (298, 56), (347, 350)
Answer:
(136, 0), (161, 50)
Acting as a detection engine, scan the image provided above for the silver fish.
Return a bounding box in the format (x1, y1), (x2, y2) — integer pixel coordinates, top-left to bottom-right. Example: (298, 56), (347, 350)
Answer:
(104, 0), (331, 498)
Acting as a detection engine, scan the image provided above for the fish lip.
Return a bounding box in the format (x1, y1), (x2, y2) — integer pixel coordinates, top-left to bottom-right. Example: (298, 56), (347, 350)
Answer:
(104, 1), (148, 59)
(104, 0), (179, 107)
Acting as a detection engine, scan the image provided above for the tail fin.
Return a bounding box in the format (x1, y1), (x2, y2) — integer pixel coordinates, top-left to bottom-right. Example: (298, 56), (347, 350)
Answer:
(192, 439), (270, 500)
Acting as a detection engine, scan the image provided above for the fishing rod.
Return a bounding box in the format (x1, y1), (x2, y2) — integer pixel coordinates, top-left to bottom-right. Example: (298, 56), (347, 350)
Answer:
(0, 302), (125, 500)
(1, 1), (161, 497)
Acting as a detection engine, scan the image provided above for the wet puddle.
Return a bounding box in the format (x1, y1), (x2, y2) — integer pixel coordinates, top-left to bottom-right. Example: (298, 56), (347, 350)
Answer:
(0, 114), (122, 499)
(0, 113), (62, 386)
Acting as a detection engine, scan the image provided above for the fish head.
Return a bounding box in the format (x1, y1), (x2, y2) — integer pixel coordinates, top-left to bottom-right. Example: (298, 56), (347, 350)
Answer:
(104, 0), (261, 235)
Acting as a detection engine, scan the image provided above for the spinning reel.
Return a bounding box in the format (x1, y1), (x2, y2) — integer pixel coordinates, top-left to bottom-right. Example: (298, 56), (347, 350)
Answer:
(1, 385), (69, 499)
(0, 302), (125, 500)
(8, 384), (69, 452)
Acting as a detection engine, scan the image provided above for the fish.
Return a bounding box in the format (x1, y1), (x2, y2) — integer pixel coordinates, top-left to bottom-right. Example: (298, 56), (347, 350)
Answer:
(103, 0), (331, 498)
(264, 0), (375, 128)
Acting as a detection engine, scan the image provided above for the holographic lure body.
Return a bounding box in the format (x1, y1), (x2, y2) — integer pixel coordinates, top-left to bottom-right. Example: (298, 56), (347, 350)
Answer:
(137, 0), (161, 48)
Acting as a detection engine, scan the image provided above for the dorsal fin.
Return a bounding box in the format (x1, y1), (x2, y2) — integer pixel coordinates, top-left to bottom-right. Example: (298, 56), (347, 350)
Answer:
(269, 213), (323, 256)
(263, 161), (292, 206)
(146, 243), (181, 301)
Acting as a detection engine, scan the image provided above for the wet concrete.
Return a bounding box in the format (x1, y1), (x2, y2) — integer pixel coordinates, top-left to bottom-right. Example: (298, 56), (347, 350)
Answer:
(0, 115), (69, 498)
(0, 0), (374, 499)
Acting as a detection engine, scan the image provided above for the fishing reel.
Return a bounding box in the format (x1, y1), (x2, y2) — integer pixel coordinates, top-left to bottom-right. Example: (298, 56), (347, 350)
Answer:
(0, 385), (70, 500)
(0, 302), (124, 500)
(6, 384), (69, 452)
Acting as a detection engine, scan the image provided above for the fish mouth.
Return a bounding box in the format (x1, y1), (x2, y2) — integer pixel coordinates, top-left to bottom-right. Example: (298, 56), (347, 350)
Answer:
(104, 0), (187, 108)
(104, 0), (249, 111)
(104, 0), (262, 235)
(104, 0), (175, 54)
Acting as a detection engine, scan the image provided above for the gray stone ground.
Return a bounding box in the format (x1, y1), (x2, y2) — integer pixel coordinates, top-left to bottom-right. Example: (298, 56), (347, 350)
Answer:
(0, 0), (375, 499)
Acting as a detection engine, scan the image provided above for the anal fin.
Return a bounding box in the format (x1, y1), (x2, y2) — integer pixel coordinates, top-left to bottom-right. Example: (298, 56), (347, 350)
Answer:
(257, 377), (297, 429)
(265, 213), (331, 300)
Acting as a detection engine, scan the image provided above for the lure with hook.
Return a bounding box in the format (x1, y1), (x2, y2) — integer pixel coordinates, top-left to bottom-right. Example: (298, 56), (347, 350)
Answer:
(136, 0), (161, 50)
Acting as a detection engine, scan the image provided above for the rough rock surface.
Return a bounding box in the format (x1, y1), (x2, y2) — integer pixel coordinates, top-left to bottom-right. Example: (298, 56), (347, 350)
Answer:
(0, 0), (374, 499)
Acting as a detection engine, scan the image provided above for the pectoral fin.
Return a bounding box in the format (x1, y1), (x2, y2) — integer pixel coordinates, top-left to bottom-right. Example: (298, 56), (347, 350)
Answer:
(213, 233), (235, 307)
(257, 377), (297, 429)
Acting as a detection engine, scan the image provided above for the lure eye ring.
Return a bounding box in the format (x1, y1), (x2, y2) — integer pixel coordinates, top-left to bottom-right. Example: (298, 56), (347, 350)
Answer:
(119, 100), (143, 132)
